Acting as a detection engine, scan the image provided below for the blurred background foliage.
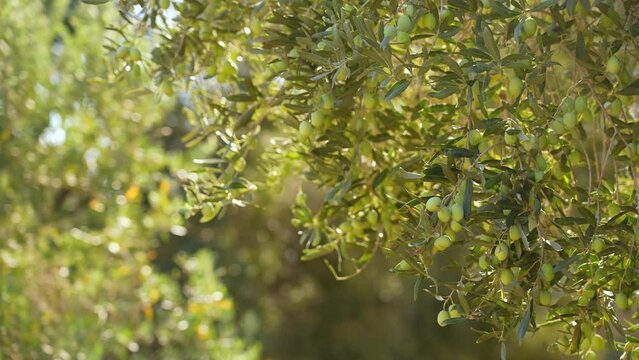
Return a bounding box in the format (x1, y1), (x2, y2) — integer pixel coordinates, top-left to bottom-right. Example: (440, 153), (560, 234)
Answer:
(0, 0), (575, 359)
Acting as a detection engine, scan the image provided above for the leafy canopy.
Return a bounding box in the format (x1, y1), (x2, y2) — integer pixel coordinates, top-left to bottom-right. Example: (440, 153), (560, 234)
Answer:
(98, 0), (639, 358)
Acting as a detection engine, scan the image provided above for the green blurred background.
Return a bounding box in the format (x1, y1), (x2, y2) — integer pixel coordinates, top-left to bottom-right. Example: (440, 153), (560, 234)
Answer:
(0, 1), (589, 359)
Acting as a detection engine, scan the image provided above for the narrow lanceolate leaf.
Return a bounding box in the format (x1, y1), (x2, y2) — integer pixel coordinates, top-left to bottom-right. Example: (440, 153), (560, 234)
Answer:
(397, 167), (423, 180)
(517, 304), (532, 343)
(617, 79), (639, 96)
(81, 0), (110, 4)
(384, 79), (410, 101)
(482, 25), (500, 61)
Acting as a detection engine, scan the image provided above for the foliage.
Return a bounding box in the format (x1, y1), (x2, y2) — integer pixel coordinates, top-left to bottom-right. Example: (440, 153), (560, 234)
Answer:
(99, 0), (639, 358)
(0, 1), (259, 358)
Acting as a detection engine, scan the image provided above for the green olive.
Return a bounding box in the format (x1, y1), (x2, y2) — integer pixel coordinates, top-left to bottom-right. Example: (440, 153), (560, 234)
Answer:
(116, 46), (130, 59)
(494, 242), (509, 262)
(437, 310), (450, 326)
(591, 238), (605, 253)
(310, 111), (325, 127)
(469, 129), (482, 146)
(615, 292), (628, 310)
(609, 98), (622, 117)
(448, 304), (462, 318)
(562, 97), (575, 112)
(336, 66), (349, 82)
(522, 17), (537, 37)
(298, 121), (313, 141)
(541, 263), (555, 282)
(575, 96), (588, 114)
(437, 207), (451, 223)
(500, 268), (514, 285)
(450, 221), (463, 233)
(606, 55), (621, 74)
(591, 334), (606, 352)
(405, 4), (415, 17)
(434, 235), (452, 251)
(504, 130), (518, 146)
(363, 93), (376, 109)
(563, 111), (577, 129)
(478, 255), (490, 270)
(451, 203), (464, 222)
(425, 196), (442, 212)
(539, 290), (552, 306)
(396, 31), (411, 44)
(507, 76), (524, 98)
(397, 14), (413, 32)
(419, 13), (437, 31)
(384, 25), (397, 39)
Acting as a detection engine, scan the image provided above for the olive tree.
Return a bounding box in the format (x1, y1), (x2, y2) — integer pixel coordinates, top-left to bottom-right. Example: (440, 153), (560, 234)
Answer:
(97, 0), (639, 358)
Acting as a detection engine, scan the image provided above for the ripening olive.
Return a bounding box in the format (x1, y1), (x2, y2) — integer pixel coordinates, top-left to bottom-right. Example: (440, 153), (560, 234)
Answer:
(609, 98), (622, 117)
(336, 66), (349, 82)
(591, 238), (605, 253)
(579, 337), (591, 353)
(500, 268), (515, 285)
(508, 76), (524, 98)
(405, 4), (415, 17)
(575, 96), (588, 114)
(440, 8), (452, 22)
(437, 310), (450, 326)
(437, 207), (451, 223)
(606, 55), (621, 74)
(563, 111), (577, 129)
(504, 130), (518, 146)
(578, 289), (595, 306)
(615, 292), (629, 310)
(451, 203), (464, 222)
(384, 25), (397, 39)
(509, 225), (521, 241)
(569, 151), (582, 165)
(584, 351), (597, 360)
(448, 304), (462, 318)
(478, 255), (490, 270)
(469, 129), (482, 146)
(419, 13), (437, 31)
(434, 235), (452, 251)
(396, 31), (411, 44)
(116, 46), (131, 59)
(310, 111), (325, 127)
(450, 221), (463, 233)
(562, 97), (575, 112)
(591, 334), (606, 352)
(541, 263), (555, 282)
(426, 196), (442, 212)
(298, 121), (313, 141)
(494, 242), (509, 262)
(129, 47), (141, 61)
(478, 140), (489, 153)
(522, 17), (537, 37)
(397, 14), (413, 32)
(539, 290), (552, 306)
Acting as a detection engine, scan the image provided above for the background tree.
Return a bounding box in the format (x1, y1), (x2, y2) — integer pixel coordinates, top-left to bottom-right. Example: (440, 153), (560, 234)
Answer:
(102, 0), (639, 358)
(0, 1), (259, 358)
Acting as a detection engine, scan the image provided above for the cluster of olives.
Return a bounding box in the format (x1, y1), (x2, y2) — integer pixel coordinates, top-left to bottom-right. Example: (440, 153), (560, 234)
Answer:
(299, 94), (335, 141)
(425, 191), (466, 253)
(382, 4), (447, 47)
